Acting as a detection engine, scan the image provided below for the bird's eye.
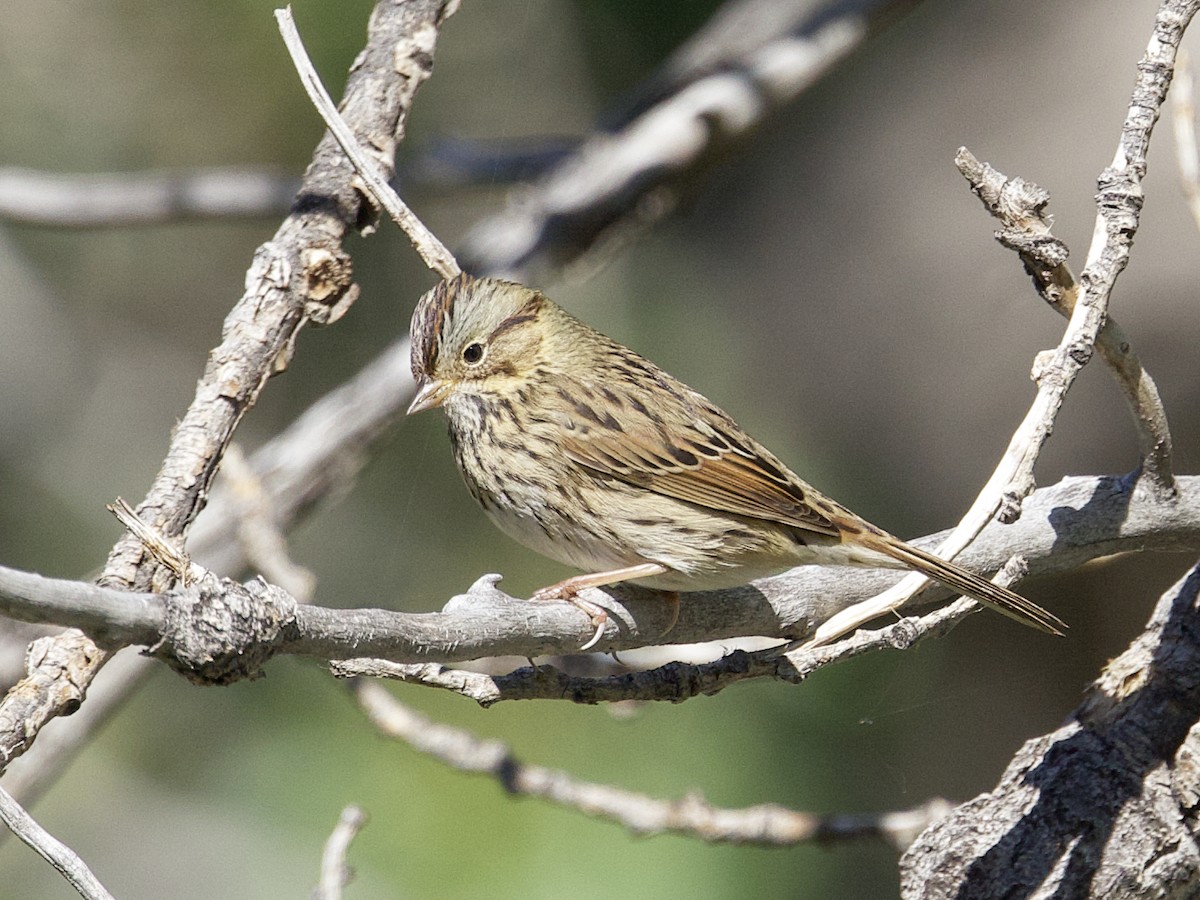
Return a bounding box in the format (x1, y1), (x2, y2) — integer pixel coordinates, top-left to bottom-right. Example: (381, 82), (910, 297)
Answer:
(462, 342), (485, 365)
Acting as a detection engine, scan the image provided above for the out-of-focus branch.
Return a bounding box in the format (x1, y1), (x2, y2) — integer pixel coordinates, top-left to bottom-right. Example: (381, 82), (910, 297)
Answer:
(0, 166), (298, 227)
(0, 785), (114, 900)
(1173, 49), (1200, 231)
(354, 679), (950, 847)
(312, 805), (368, 900)
(458, 0), (920, 279)
(189, 340), (415, 575)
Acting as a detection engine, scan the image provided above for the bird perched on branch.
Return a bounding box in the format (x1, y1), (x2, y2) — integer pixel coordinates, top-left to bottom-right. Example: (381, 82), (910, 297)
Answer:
(408, 274), (1065, 649)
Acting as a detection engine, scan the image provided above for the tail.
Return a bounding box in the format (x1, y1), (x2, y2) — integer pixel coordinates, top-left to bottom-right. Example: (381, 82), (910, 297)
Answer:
(861, 533), (1066, 636)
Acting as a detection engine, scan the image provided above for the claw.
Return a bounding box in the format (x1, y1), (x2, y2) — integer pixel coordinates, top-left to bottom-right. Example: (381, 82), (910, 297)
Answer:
(579, 609), (609, 651)
(529, 579), (611, 650)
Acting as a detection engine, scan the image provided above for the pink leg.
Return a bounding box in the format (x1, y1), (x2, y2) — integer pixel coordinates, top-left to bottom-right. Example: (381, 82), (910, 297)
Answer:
(531, 563), (668, 650)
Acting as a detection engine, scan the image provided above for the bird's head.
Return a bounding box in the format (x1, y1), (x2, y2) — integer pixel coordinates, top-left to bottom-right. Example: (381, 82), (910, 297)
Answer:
(408, 274), (556, 415)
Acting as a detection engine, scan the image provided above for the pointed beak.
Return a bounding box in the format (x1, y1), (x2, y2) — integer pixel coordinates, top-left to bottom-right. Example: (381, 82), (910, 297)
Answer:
(407, 376), (450, 415)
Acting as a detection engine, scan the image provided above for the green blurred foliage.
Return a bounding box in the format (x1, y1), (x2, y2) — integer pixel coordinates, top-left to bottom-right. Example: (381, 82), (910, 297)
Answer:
(1, 0), (1196, 897)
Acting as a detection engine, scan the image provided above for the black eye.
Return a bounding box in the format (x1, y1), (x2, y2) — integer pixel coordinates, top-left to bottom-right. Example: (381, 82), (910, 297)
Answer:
(462, 342), (484, 365)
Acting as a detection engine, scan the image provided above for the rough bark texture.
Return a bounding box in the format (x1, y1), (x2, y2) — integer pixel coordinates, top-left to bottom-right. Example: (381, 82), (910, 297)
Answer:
(901, 564), (1200, 898)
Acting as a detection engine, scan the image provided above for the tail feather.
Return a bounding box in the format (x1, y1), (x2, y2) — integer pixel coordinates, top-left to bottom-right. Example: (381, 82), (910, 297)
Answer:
(860, 534), (1066, 636)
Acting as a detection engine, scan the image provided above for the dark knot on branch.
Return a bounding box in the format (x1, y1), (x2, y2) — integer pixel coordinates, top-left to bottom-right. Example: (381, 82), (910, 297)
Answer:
(154, 573), (297, 685)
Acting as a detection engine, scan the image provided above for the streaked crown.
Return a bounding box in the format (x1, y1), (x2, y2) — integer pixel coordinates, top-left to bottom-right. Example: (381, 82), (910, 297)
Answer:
(410, 273), (550, 383)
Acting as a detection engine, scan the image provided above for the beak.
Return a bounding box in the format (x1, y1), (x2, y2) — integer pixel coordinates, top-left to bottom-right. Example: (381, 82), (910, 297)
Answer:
(407, 376), (450, 415)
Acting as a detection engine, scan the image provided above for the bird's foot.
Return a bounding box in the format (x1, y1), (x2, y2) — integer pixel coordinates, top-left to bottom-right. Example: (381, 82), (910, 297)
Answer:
(530, 577), (609, 650)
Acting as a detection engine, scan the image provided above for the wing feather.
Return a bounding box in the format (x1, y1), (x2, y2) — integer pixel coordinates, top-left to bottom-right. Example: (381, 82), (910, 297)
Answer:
(553, 368), (839, 538)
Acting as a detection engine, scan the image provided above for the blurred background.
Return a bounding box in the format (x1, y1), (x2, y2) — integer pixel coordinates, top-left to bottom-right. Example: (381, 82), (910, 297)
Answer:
(1, 0), (1198, 897)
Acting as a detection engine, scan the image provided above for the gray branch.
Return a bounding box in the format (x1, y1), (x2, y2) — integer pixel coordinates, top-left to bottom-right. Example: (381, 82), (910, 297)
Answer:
(0, 785), (114, 900)
(458, 0), (919, 279)
(354, 679), (950, 847)
(0, 476), (1197, 690)
(900, 560), (1200, 897)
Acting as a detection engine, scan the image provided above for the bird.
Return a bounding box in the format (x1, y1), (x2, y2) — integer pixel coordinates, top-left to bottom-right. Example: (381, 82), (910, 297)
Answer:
(407, 273), (1065, 649)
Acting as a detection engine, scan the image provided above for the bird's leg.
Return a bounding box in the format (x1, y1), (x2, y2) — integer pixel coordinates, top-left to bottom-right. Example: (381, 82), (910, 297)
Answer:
(531, 563), (667, 650)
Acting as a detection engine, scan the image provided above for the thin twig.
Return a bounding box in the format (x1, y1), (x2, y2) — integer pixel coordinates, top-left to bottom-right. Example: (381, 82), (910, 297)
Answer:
(955, 148), (1176, 497)
(312, 805), (368, 900)
(274, 6), (460, 281)
(353, 679), (949, 847)
(0, 785), (114, 900)
(107, 497), (198, 586)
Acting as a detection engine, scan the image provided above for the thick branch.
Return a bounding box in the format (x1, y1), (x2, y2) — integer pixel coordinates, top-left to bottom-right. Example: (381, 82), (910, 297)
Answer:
(901, 561), (1200, 898)
(1, 476), (1197, 687)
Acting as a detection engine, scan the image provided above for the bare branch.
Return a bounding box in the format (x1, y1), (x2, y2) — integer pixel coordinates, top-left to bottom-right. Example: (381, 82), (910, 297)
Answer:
(0, 784), (114, 900)
(901, 560), (1200, 897)
(806, 0), (1194, 645)
(218, 445), (316, 602)
(956, 148), (1176, 496)
(0, 166), (297, 227)
(330, 593), (982, 705)
(458, 0), (918, 279)
(354, 679), (949, 848)
(0, 649), (152, 811)
(190, 340), (415, 575)
(1, 476), (1197, 694)
(107, 497), (197, 586)
(312, 805), (368, 900)
(0, 0), (459, 776)
(274, 5), (460, 281)
(1173, 49), (1200, 231)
